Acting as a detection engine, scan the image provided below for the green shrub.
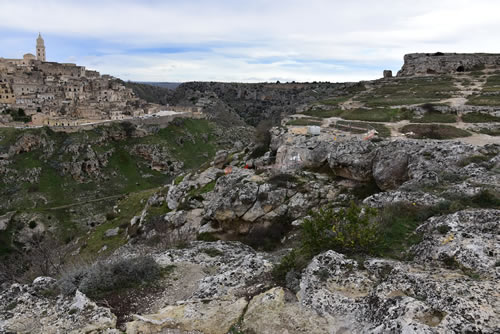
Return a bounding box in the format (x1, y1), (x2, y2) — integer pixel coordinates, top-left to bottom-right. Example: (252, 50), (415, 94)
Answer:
(436, 224), (452, 235)
(302, 202), (379, 256)
(201, 248), (223, 257)
(58, 256), (161, 298)
(271, 249), (309, 285)
(174, 175), (185, 185)
(197, 232), (219, 242)
(457, 154), (492, 167)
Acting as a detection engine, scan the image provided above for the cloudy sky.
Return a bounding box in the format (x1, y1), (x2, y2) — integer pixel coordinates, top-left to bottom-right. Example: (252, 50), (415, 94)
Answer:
(0, 0), (498, 83)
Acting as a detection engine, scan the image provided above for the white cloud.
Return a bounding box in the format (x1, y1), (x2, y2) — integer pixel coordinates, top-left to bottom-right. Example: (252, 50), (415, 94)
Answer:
(0, 0), (499, 81)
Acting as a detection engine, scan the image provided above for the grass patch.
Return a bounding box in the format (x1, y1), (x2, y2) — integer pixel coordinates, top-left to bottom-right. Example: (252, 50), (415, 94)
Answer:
(355, 76), (457, 108)
(411, 112), (456, 123)
(138, 119), (218, 169)
(457, 154), (494, 167)
(467, 95), (500, 106)
(478, 127), (500, 136)
(287, 118), (323, 126)
(302, 109), (343, 118)
(318, 96), (351, 105)
(341, 108), (410, 122)
(462, 112), (500, 123)
(79, 189), (157, 258)
(197, 232), (220, 242)
(401, 124), (471, 139)
(467, 75), (500, 106)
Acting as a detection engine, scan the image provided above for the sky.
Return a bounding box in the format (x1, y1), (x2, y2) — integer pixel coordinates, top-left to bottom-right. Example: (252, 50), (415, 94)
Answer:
(0, 0), (499, 83)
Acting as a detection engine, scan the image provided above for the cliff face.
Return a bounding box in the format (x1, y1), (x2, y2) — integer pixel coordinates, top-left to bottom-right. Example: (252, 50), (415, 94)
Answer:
(168, 81), (364, 126)
(397, 53), (500, 76)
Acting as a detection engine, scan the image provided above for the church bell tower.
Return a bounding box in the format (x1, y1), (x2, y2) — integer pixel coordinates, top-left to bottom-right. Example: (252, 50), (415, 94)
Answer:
(36, 33), (46, 62)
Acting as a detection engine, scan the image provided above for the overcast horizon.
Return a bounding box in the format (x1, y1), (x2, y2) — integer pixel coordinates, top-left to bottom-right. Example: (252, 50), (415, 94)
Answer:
(0, 0), (499, 83)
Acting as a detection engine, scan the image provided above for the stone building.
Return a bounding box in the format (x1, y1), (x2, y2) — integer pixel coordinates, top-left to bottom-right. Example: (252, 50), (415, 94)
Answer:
(36, 33), (46, 62)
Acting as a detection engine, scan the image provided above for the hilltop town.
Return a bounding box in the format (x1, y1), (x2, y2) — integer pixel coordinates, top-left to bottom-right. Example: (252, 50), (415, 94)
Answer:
(0, 34), (163, 127)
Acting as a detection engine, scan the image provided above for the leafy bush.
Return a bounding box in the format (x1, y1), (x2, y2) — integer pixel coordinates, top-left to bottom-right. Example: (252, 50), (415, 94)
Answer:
(273, 201), (436, 285)
(242, 213), (293, 251)
(302, 202), (379, 256)
(58, 256), (161, 298)
(197, 232), (220, 242)
(250, 120), (272, 159)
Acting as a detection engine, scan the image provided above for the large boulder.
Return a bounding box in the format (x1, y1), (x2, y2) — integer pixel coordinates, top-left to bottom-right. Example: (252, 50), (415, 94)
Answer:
(372, 148), (409, 190)
(126, 297), (247, 334)
(412, 209), (500, 275)
(327, 140), (376, 181)
(242, 287), (334, 334)
(0, 279), (118, 333)
(298, 246), (500, 333)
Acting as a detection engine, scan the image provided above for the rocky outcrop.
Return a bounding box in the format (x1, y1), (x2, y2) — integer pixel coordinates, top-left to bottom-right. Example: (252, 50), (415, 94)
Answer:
(0, 277), (118, 333)
(397, 53), (500, 76)
(169, 81), (365, 126)
(242, 287), (334, 334)
(412, 209), (500, 276)
(0, 211), (15, 231)
(372, 148), (409, 190)
(126, 297), (247, 334)
(117, 241), (274, 333)
(299, 247), (499, 333)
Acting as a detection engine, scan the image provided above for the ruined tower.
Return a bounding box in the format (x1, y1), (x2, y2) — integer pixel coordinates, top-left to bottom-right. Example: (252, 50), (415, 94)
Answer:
(36, 33), (46, 62)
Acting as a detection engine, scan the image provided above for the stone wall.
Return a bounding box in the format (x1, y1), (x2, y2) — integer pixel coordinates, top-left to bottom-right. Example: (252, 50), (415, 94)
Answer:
(397, 53), (500, 76)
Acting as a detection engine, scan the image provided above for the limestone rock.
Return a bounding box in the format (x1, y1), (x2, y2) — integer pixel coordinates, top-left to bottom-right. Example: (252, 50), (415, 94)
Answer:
(372, 148), (409, 190)
(412, 209), (500, 275)
(298, 248), (500, 333)
(126, 297), (247, 334)
(0, 211), (15, 231)
(363, 191), (445, 208)
(398, 53), (500, 76)
(242, 287), (333, 334)
(213, 150), (228, 168)
(0, 282), (118, 333)
(327, 139), (376, 181)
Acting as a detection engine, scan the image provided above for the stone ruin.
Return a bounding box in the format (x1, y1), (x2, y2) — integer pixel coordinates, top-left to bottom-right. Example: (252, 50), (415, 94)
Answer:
(397, 52), (500, 76)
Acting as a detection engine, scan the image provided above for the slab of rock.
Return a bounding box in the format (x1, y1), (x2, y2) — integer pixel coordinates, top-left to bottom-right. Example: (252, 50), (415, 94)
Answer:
(412, 209), (500, 275)
(242, 287), (334, 334)
(126, 296), (247, 334)
(213, 150), (228, 169)
(363, 191), (445, 208)
(104, 227), (120, 237)
(372, 148), (409, 190)
(298, 247), (500, 333)
(0, 211), (15, 231)
(0, 280), (118, 333)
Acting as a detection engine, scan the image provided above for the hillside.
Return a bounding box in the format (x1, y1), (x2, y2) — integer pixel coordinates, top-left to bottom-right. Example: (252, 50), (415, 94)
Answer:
(0, 119), (252, 261)
(0, 54), (499, 334)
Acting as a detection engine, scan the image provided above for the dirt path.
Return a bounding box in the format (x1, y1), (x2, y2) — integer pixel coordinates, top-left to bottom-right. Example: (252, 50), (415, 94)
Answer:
(339, 83), (373, 110)
(45, 194), (124, 210)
